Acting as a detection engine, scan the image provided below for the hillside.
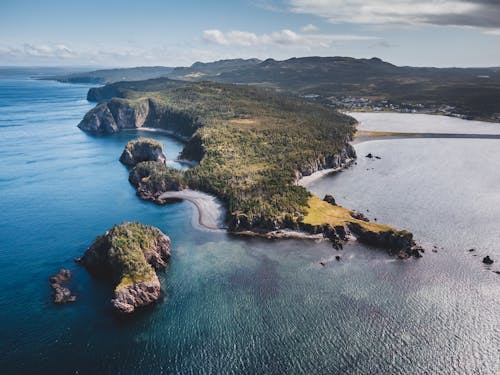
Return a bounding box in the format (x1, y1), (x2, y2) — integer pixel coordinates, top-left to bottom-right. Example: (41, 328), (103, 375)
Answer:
(45, 58), (260, 85)
(43, 66), (174, 84)
(78, 78), (421, 256)
(203, 57), (500, 121)
(55, 56), (500, 120)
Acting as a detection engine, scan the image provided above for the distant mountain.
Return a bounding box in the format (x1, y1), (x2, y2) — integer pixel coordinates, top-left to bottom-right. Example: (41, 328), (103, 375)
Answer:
(44, 66), (175, 84)
(46, 56), (500, 120)
(167, 58), (262, 80)
(197, 57), (500, 120)
(46, 59), (262, 85)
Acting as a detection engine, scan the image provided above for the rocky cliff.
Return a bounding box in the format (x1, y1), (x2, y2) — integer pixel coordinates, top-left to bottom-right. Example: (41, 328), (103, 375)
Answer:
(120, 138), (166, 166)
(296, 142), (356, 179)
(78, 97), (199, 138)
(77, 222), (171, 314)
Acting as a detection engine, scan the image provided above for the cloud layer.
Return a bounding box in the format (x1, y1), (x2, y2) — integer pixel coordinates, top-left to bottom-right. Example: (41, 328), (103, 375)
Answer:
(202, 28), (378, 48)
(288, 0), (500, 31)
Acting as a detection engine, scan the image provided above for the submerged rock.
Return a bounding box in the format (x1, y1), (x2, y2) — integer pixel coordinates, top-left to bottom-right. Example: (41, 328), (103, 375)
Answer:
(120, 138), (166, 167)
(49, 269), (76, 304)
(77, 222), (171, 314)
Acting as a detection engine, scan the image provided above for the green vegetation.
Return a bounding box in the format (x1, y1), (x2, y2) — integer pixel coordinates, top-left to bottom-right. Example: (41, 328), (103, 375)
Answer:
(125, 137), (162, 151)
(44, 66), (174, 84)
(87, 79), (356, 228)
(129, 161), (185, 193)
(90, 222), (160, 290)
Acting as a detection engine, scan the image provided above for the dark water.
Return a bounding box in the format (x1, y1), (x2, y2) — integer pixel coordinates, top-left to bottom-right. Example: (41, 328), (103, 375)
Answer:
(0, 70), (498, 374)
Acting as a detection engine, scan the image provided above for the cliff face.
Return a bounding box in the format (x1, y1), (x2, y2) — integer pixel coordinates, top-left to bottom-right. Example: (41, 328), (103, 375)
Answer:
(78, 99), (150, 133)
(77, 222), (171, 314)
(78, 97), (200, 138)
(296, 142), (356, 179)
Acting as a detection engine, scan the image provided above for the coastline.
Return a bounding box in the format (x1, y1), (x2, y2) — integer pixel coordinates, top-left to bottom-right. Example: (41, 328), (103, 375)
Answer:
(158, 189), (227, 231)
(297, 159), (354, 188)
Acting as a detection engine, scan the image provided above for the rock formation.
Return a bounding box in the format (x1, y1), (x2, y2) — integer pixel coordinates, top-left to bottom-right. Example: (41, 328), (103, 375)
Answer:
(482, 256), (494, 265)
(49, 269), (76, 304)
(77, 222), (171, 314)
(120, 138), (166, 166)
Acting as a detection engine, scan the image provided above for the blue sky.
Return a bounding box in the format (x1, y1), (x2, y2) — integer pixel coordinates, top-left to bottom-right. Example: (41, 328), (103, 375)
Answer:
(1, 0), (499, 67)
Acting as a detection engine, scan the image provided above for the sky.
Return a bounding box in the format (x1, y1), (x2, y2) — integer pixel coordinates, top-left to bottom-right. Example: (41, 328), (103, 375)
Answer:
(1, 0), (499, 68)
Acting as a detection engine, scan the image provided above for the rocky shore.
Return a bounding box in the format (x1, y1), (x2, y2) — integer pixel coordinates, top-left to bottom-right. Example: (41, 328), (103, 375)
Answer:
(77, 222), (171, 314)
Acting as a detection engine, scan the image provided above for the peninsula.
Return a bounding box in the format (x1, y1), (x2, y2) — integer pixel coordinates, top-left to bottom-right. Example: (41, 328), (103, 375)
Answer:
(79, 78), (421, 257)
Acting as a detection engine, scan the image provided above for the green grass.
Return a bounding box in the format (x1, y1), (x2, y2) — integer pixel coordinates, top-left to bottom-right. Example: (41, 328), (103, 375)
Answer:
(302, 195), (395, 233)
(91, 222), (161, 290)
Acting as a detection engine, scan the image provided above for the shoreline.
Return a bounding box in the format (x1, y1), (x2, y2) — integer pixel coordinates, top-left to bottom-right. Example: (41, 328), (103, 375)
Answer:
(297, 158), (355, 188)
(158, 189), (227, 231)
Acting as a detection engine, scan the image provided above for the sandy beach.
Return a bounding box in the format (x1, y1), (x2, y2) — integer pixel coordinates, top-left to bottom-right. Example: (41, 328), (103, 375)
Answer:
(158, 189), (227, 231)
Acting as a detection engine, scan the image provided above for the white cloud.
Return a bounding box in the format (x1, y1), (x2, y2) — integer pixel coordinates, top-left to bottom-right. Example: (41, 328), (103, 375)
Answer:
(484, 29), (500, 35)
(202, 30), (259, 46)
(301, 24), (318, 32)
(287, 0), (500, 31)
(202, 28), (378, 48)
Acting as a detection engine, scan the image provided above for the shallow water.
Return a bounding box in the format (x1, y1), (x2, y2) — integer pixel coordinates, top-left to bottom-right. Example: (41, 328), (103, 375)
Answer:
(0, 70), (499, 374)
(349, 111), (500, 134)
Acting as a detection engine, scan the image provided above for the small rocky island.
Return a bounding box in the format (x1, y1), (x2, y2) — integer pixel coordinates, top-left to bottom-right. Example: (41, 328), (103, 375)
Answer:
(77, 222), (171, 314)
(120, 137), (166, 166)
(79, 79), (422, 258)
(49, 269), (77, 304)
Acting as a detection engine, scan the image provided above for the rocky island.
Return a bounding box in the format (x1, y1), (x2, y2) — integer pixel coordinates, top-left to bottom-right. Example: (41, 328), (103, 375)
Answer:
(119, 137), (166, 166)
(79, 78), (421, 257)
(77, 222), (171, 314)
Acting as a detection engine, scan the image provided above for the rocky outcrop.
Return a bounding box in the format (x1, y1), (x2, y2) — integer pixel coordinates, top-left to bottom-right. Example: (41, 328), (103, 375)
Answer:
(296, 142), (356, 178)
(348, 223), (421, 258)
(78, 99), (151, 133)
(128, 161), (184, 204)
(78, 97), (201, 138)
(77, 222), (171, 314)
(120, 138), (166, 166)
(323, 194), (337, 206)
(49, 269), (76, 304)
(483, 256), (494, 265)
(112, 279), (161, 314)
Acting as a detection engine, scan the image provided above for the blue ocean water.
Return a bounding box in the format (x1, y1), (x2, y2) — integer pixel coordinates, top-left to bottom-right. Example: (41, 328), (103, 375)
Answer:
(0, 70), (498, 374)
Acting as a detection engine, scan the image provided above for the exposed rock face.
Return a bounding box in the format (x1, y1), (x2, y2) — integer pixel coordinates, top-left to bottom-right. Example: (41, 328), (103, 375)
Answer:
(323, 194), (337, 206)
(112, 279), (161, 314)
(349, 210), (369, 222)
(77, 222), (171, 314)
(49, 269), (76, 304)
(78, 97), (200, 138)
(120, 138), (166, 166)
(78, 99), (150, 133)
(296, 142), (356, 178)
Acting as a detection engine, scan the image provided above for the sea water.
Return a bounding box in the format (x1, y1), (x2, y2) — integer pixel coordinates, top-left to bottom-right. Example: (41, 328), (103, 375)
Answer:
(0, 70), (498, 374)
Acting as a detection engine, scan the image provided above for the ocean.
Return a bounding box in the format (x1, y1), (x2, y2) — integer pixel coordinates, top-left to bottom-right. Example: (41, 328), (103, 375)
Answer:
(0, 69), (498, 374)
